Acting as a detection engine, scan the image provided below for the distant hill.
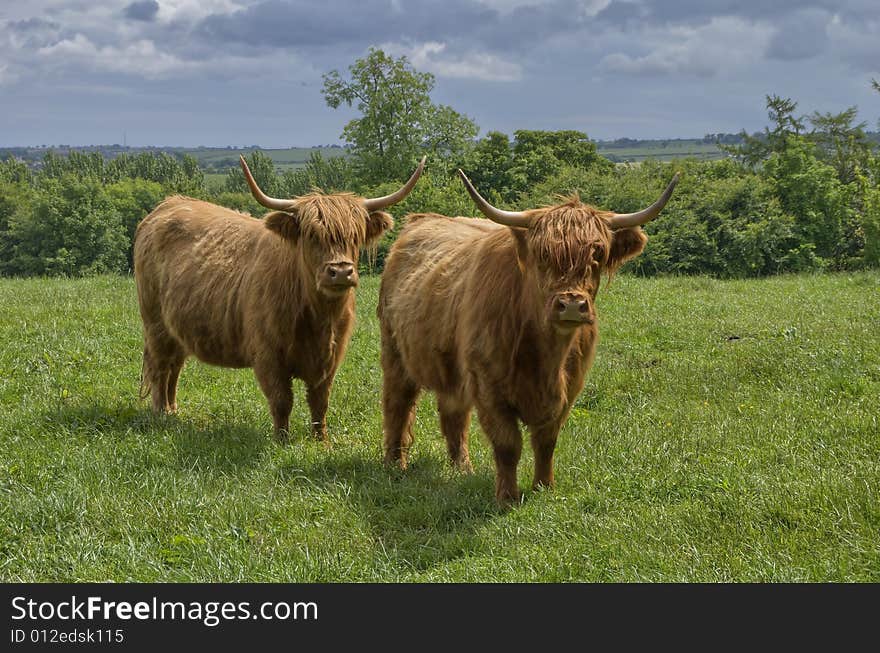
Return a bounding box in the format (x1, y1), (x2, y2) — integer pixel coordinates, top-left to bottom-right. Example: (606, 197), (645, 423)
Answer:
(594, 138), (727, 162)
(6, 133), (878, 169)
(0, 145), (348, 173)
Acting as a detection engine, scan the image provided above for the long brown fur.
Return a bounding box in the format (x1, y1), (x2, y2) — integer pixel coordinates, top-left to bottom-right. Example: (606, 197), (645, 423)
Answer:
(134, 193), (392, 441)
(378, 198), (647, 503)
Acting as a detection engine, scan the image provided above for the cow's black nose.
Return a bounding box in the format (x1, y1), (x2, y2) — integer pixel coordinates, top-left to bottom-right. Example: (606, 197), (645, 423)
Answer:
(555, 295), (592, 323)
(327, 263), (354, 279)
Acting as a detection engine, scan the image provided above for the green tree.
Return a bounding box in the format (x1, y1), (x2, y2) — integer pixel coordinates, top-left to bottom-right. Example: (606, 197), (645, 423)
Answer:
(0, 181), (31, 271)
(422, 104), (479, 170)
(513, 130), (609, 170)
(723, 95), (805, 168)
(808, 106), (872, 183)
(461, 130), (612, 203)
(0, 157), (33, 185)
(3, 176), (128, 276)
(105, 178), (165, 270)
(855, 167), (880, 267)
(225, 150), (280, 196)
(763, 136), (855, 267)
(459, 131), (515, 201)
(322, 48), (478, 185)
(276, 152), (354, 198)
(508, 130), (613, 198)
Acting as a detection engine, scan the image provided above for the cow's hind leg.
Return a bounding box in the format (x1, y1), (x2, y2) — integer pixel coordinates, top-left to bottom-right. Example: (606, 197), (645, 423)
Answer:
(381, 335), (419, 469)
(254, 362), (293, 443)
(165, 355), (186, 414)
(142, 331), (185, 415)
(437, 394), (473, 473)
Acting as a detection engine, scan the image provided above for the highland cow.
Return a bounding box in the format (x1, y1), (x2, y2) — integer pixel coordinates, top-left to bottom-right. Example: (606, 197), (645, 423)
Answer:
(134, 155), (425, 441)
(378, 170), (678, 502)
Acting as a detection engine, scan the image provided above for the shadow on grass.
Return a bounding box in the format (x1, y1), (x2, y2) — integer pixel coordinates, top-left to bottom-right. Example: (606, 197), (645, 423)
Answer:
(43, 401), (504, 573)
(277, 451), (502, 574)
(43, 400), (269, 473)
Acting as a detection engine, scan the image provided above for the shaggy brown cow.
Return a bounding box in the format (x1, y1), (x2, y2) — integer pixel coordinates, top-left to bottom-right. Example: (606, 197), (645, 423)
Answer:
(379, 170), (678, 503)
(134, 155), (425, 441)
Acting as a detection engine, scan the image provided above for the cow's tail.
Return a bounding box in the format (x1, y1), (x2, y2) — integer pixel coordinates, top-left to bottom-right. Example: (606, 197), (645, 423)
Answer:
(138, 347), (151, 401)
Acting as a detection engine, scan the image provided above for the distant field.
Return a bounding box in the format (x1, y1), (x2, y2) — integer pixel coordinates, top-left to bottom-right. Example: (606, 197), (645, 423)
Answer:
(188, 139), (726, 173)
(596, 140), (725, 162)
(1, 273), (878, 581)
(185, 146), (348, 173)
(195, 146), (348, 190)
(1, 140), (725, 173)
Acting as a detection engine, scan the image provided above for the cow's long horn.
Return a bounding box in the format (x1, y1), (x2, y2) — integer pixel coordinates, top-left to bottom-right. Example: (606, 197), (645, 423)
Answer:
(363, 156), (427, 211)
(457, 169), (533, 229)
(239, 155), (294, 211)
(606, 173), (680, 230)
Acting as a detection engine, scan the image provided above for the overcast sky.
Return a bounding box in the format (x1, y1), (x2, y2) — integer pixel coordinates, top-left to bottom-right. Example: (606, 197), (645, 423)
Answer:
(1, 1), (879, 146)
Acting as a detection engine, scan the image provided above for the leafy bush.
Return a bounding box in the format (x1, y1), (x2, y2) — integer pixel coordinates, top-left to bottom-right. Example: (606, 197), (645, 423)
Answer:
(1, 176), (128, 276)
(1, 125), (878, 278)
(357, 171), (475, 272)
(105, 179), (166, 270)
(763, 137), (856, 267)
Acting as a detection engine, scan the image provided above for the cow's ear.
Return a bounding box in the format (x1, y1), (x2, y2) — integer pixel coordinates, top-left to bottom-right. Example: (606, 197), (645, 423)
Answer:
(607, 227), (647, 275)
(365, 210), (393, 246)
(264, 210), (301, 242)
(510, 227), (530, 270)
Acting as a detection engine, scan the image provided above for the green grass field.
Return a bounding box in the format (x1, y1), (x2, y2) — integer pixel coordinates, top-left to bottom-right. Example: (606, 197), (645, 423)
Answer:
(1, 273), (878, 581)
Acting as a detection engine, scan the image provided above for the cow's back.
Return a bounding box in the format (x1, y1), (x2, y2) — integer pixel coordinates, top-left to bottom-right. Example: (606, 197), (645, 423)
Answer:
(134, 197), (266, 366)
(380, 214), (508, 394)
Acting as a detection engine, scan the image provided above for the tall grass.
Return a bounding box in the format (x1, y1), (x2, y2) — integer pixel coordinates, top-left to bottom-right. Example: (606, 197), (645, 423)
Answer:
(1, 273), (877, 581)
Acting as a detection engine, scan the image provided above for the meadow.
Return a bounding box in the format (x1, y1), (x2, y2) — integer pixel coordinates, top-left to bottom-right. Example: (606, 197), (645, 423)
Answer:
(0, 273), (878, 582)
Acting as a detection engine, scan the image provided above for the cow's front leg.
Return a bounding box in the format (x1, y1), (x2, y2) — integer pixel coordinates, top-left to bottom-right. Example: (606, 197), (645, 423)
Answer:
(306, 380), (332, 442)
(476, 402), (523, 505)
(529, 422), (562, 490)
(254, 363), (293, 443)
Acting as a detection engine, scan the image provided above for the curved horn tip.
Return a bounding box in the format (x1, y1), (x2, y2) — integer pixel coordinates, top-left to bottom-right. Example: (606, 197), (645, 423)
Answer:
(457, 169), (532, 229)
(238, 155), (252, 176)
(238, 154), (295, 211)
(606, 171), (680, 230)
(361, 156), (427, 211)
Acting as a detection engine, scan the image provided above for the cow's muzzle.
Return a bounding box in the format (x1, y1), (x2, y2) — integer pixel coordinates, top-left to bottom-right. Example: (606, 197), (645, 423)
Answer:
(552, 293), (594, 326)
(320, 261), (358, 291)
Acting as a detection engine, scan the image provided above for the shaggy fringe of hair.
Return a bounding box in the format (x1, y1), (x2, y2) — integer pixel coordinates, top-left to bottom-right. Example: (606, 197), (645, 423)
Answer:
(524, 194), (614, 273)
(289, 192), (368, 246)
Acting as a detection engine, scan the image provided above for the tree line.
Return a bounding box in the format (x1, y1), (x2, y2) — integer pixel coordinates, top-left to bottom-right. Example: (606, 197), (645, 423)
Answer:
(1, 49), (879, 277)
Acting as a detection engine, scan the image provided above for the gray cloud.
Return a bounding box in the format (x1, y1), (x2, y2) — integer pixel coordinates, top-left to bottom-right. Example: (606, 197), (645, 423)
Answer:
(766, 9), (830, 61)
(2, 0), (879, 147)
(594, 1), (647, 28)
(9, 17), (61, 32)
(124, 1), (160, 22)
(193, 0), (499, 51)
(596, 0), (874, 29)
